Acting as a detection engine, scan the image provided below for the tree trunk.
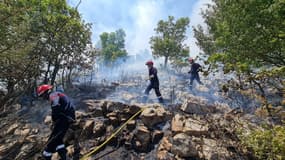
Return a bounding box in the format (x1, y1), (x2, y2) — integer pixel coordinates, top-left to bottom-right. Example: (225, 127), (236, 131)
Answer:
(61, 66), (65, 89)
(164, 56), (169, 68)
(7, 80), (15, 95)
(44, 61), (51, 84)
(1, 80), (18, 112)
(51, 62), (60, 86)
(67, 67), (73, 87)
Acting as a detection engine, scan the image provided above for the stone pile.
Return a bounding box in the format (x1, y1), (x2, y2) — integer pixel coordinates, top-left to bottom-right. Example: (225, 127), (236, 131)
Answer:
(0, 98), (259, 160)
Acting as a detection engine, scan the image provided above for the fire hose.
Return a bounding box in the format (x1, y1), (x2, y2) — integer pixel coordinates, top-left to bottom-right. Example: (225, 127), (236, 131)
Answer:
(80, 107), (145, 160)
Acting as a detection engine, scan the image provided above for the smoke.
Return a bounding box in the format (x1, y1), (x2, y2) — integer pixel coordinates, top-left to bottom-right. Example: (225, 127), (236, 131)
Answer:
(72, 49), (260, 111)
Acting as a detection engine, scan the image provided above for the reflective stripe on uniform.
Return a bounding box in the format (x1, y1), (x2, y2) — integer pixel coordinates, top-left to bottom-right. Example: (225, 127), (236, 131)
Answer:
(56, 144), (65, 151)
(43, 150), (52, 157)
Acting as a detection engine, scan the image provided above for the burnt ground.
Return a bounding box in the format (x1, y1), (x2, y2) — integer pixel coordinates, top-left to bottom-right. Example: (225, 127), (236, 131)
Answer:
(0, 70), (283, 160)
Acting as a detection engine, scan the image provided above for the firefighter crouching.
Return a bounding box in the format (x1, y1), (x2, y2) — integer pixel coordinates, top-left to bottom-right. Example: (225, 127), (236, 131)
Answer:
(37, 84), (75, 160)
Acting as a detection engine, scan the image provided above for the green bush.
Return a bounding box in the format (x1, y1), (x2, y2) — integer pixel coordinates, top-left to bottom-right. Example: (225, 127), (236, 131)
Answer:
(240, 125), (285, 160)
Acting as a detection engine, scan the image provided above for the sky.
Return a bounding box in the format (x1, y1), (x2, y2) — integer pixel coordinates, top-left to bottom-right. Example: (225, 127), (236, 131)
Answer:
(67, 0), (212, 57)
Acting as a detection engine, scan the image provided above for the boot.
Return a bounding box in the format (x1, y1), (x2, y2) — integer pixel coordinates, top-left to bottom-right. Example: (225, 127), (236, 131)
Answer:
(57, 148), (67, 160)
(142, 95), (148, 103)
(189, 85), (193, 90)
(158, 97), (164, 104)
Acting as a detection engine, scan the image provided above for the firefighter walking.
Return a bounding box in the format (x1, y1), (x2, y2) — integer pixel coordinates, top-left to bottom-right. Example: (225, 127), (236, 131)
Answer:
(143, 60), (164, 103)
(188, 57), (203, 90)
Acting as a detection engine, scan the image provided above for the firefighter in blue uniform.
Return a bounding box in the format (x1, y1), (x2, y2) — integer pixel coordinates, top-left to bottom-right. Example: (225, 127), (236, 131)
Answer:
(37, 84), (75, 160)
(143, 60), (164, 103)
(188, 57), (203, 90)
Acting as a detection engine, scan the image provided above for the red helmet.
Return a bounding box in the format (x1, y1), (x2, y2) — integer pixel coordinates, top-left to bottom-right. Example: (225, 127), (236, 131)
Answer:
(145, 60), (153, 66)
(188, 57), (194, 62)
(37, 84), (52, 96)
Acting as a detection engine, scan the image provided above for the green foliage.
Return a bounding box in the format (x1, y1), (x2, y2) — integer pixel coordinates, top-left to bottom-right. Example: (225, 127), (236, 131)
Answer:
(239, 125), (285, 160)
(193, 25), (216, 56)
(33, 0), (93, 85)
(194, 0), (285, 102)
(99, 29), (128, 66)
(0, 0), (40, 100)
(0, 0), (93, 107)
(150, 16), (190, 67)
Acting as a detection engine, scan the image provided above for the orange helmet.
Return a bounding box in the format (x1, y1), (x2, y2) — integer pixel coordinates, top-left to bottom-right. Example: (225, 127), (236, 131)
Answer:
(145, 60), (153, 66)
(37, 84), (52, 96)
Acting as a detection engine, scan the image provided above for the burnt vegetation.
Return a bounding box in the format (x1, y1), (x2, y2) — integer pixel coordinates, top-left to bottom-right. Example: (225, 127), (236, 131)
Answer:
(0, 0), (284, 160)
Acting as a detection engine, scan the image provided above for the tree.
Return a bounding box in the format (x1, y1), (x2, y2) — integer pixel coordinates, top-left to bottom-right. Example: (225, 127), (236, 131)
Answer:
(150, 16), (190, 67)
(99, 29), (128, 66)
(34, 0), (93, 86)
(0, 0), (41, 108)
(194, 0), (285, 106)
(0, 0), (94, 109)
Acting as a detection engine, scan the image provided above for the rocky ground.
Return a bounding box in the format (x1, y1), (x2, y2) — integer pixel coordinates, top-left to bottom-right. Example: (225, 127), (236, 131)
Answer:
(0, 72), (283, 160)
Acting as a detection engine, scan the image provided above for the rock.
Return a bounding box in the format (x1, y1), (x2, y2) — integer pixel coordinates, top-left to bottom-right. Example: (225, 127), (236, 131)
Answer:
(82, 120), (95, 138)
(25, 135), (38, 142)
(0, 141), (20, 159)
(106, 101), (127, 112)
(93, 120), (106, 138)
(6, 123), (18, 135)
(180, 99), (216, 115)
(171, 114), (208, 136)
(127, 104), (142, 115)
(200, 138), (231, 160)
(83, 99), (104, 117)
(171, 114), (184, 132)
(126, 120), (136, 131)
(122, 92), (136, 102)
(104, 125), (117, 144)
(134, 125), (151, 151)
(158, 137), (172, 152)
(76, 111), (89, 120)
(64, 129), (76, 147)
(15, 143), (39, 160)
(152, 130), (164, 144)
(122, 131), (133, 149)
(14, 128), (30, 136)
(183, 117), (209, 136)
(140, 104), (172, 128)
(156, 150), (174, 160)
(44, 116), (52, 125)
(156, 136), (175, 160)
(136, 125), (151, 142)
(107, 112), (119, 126)
(66, 145), (74, 158)
(135, 140), (142, 148)
(171, 133), (198, 158)
(118, 113), (131, 122)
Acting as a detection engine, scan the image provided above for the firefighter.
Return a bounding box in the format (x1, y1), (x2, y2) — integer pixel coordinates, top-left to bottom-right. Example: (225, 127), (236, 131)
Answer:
(188, 57), (203, 90)
(143, 60), (164, 103)
(37, 84), (75, 160)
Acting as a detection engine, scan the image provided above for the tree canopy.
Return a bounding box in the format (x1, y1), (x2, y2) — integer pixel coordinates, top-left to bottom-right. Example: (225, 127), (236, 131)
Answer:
(194, 0), (285, 103)
(99, 29), (128, 66)
(150, 16), (190, 67)
(0, 0), (94, 108)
